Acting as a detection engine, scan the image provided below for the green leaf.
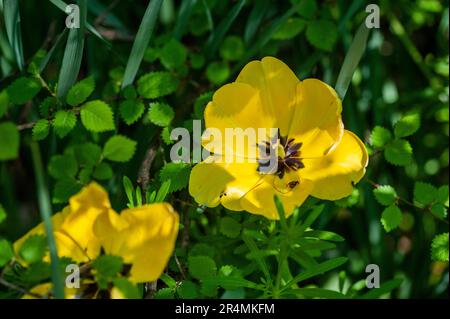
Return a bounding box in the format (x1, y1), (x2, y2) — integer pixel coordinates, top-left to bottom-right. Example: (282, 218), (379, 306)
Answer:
(272, 17), (306, 40)
(93, 163), (113, 180)
(219, 36), (245, 61)
(437, 185), (449, 207)
(293, 0), (317, 19)
(370, 126), (392, 148)
(123, 176), (135, 208)
(0, 239), (14, 267)
(373, 185), (397, 206)
(220, 217), (241, 238)
(0, 204), (6, 224)
(48, 154), (78, 180)
(414, 182), (438, 206)
(306, 19), (338, 52)
(39, 96), (57, 117)
(74, 143), (102, 167)
(119, 99), (145, 125)
(177, 280), (198, 299)
(431, 233), (449, 262)
(21, 260), (51, 284)
(159, 162), (191, 193)
(112, 278), (140, 299)
(32, 119), (50, 141)
(381, 205), (402, 232)
(173, 0), (198, 39)
(384, 139), (413, 166)
(80, 100), (115, 132)
(303, 230), (345, 242)
(137, 72), (179, 99)
(335, 23), (370, 100)
(122, 85), (137, 100)
(7, 77), (41, 105)
(148, 102), (174, 127)
(160, 38), (187, 69)
(154, 288), (175, 299)
(57, 0), (86, 98)
(0, 90), (9, 118)
(394, 113), (420, 138)
(360, 278), (403, 299)
(103, 135), (137, 162)
(335, 188), (360, 207)
(93, 255), (123, 280)
(244, 0), (269, 44)
(53, 110), (77, 138)
(284, 257), (348, 288)
(188, 255), (217, 280)
(66, 76), (95, 106)
(206, 61), (230, 85)
(122, 0), (163, 88)
(19, 235), (47, 264)
(285, 288), (346, 299)
(52, 179), (82, 204)
(161, 126), (174, 145)
(154, 180), (171, 203)
(431, 203), (447, 219)
(0, 122), (20, 161)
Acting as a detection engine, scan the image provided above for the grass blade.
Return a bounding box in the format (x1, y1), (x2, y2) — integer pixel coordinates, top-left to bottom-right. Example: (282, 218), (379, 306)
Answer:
(242, 234), (272, 283)
(30, 142), (65, 299)
(284, 288), (347, 299)
(57, 0), (86, 99)
(122, 0), (163, 89)
(3, 0), (24, 70)
(335, 23), (370, 100)
(173, 0), (197, 39)
(243, 0), (269, 45)
(283, 257), (348, 290)
(39, 28), (68, 73)
(360, 278), (403, 299)
(204, 0), (246, 58)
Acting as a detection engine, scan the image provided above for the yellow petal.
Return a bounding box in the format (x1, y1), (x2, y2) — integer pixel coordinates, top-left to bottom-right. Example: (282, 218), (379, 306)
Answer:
(236, 56), (299, 136)
(22, 282), (82, 299)
(288, 79), (344, 158)
(301, 130), (368, 200)
(94, 203), (179, 283)
(240, 175), (313, 220)
(189, 157), (263, 211)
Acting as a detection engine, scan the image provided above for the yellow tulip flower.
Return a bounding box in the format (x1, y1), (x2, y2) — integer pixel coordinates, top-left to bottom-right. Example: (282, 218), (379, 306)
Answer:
(14, 182), (179, 285)
(189, 57), (368, 219)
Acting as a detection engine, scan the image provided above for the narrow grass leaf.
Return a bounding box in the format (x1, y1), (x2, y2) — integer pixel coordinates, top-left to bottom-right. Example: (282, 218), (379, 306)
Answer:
(244, 0), (269, 45)
(3, 0), (25, 70)
(173, 0), (198, 39)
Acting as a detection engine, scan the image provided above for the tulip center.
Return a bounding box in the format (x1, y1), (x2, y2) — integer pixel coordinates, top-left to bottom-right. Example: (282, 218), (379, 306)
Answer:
(257, 134), (304, 179)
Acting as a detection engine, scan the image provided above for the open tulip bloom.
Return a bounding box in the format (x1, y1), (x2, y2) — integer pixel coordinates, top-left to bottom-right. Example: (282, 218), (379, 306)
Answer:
(190, 57), (368, 220)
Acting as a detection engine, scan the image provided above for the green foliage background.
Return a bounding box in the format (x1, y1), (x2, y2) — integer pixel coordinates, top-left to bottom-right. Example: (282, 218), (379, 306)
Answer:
(0, 0), (448, 299)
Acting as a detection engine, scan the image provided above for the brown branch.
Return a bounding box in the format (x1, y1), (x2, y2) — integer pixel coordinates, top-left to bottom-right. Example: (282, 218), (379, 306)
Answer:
(137, 146), (157, 196)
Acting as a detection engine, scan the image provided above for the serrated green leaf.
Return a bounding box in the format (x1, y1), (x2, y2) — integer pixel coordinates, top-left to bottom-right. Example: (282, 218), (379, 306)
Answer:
(19, 235), (47, 264)
(103, 135), (137, 162)
(414, 182), (438, 206)
(206, 61), (230, 85)
(122, 85), (137, 100)
(373, 185), (397, 206)
(38, 96), (57, 117)
(52, 179), (82, 204)
(306, 19), (338, 51)
(48, 154), (78, 180)
(219, 36), (245, 61)
(119, 99), (145, 125)
(160, 38), (187, 69)
(93, 255), (123, 278)
(220, 217), (241, 238)
(112, 278), (140, 299)
(159, 162), (191, 193)
(161, 126), (174, 145)
(431, 233), (449, 262)
(154, 287), (175, 299)
(66, 76), (95, 106)
(394, 113), (420, 138)
(272, 17), (306, 40)
(437, 185), (449, 207)
(0, 239), (14, 267)
(74, 143), (102, 167)
(431, 203), (447, 219)
(188, 255), (217, 280)
(370, 126), (392, 148)
(384, 139), (413, 166)
(293, 0), (317, 18)
(381, 205), (402, 232)
(93, 162), (113, 180)
(7, 77), (41, 105)
(148, 102), (174, 127)
(137, 72), (179, 99)
(0, 122), (20, 161)
(53, 110), (77, 138)
(177, 280), (198, 299)
(32, 119), (50, 141)
(80, 100), (115, 132)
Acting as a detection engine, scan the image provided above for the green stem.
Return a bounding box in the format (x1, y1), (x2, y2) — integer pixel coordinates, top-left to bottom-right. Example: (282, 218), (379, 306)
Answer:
(30, 142), (65, 299)
(273, 240), (289, 298)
